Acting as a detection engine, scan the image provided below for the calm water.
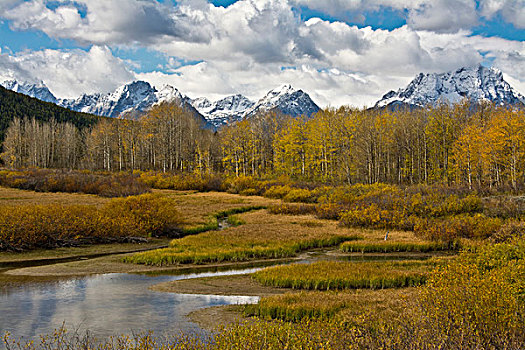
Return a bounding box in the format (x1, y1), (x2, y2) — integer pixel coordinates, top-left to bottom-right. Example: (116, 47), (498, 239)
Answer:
(0, 250), (442, 341)
(0, 268), (261, 340)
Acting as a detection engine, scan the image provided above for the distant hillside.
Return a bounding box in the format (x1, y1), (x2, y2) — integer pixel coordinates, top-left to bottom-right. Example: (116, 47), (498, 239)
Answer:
(0, 85), (100, 144)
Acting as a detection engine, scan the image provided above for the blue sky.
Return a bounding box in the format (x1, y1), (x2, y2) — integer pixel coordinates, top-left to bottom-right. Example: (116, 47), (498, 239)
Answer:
(0, 0), (523, 106)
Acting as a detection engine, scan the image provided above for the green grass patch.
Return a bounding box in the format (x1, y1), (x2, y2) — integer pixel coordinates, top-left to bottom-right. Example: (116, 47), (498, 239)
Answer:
(215, 205), (267, 219)
(226, 215), (245, 226)
(244, 291), (347, 322)
(180, 205), (266, 235)
(123, 235), (355, 266)
(253, 260), (435, 290)
(340, 241), (457, 253)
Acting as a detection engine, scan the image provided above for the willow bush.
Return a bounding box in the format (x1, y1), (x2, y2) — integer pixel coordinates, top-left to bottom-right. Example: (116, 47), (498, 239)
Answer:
(0, 194), (183, 250)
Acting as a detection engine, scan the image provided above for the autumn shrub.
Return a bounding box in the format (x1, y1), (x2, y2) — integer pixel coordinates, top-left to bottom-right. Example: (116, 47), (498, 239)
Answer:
(138, 172), (225, 192)
(492, 220), (525, 242)
(414, 214), (502, 241)
(319, 183), (400, 208)
(483, 196), (525, 219)
(0, 194), (183, 251)
(315, 203), (342, 220)
(224, 175), (260, 194)
(0, 205), (141, 250)
(283, 188), (317, 203)
(339, 205), (417, 231)
(418, 239), (525, 348)
(263, 185), (293, 199)
(0, 169), (150, 197)
(104, 194), (184, 237)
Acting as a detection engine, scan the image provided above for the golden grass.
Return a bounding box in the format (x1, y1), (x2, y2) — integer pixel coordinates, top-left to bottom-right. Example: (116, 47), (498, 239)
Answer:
(124, 211), (361, 266)
(253, 260), (437, 290)
(0, 186), (109, 207)
(153, 190), (278, 226)
(340, 241), (455, 253)
(244, 288), (416, 322)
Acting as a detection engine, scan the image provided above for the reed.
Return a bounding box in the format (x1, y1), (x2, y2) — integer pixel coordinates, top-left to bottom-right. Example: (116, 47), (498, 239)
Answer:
(253, 260), (434, 290)
(124, 210), (359, 266)
(340, 241), (457, 253)
(244, 291), (347, 322)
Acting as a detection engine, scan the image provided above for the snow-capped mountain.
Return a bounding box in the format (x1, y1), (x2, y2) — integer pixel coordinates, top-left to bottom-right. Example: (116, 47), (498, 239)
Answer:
(375, 65), (525, 108)
(1, 80), (58, 104)
(61, 81), (159, 117)
(2, 79), (320, 129)
(191, 85), (319, 127)
(191, 94), (255, 128)
(243, 84), (320, 118)
(59, 81), (206, 123)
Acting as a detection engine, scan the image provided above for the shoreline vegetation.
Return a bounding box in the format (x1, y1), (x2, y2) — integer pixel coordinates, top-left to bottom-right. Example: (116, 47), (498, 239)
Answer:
(1, 168), (524, 349)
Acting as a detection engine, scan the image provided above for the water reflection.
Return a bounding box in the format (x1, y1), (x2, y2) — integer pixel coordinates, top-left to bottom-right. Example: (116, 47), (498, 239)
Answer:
(0, 269), (260, 340)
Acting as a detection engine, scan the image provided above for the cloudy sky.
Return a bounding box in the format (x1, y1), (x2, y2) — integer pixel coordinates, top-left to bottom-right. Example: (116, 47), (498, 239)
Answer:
(0, 0), (524, 107)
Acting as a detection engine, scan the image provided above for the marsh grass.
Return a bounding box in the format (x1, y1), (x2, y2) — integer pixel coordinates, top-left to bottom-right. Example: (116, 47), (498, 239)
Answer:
(253, 260), (435, 290)
(124, 211), (360, 266)
(244, 289), (415, 323)
(244, 291), (348, 321)
(340, 241), (457, 253)
(226, 215), (245, 227)
(0, 187), (110, 207)
(155, 190), (277, 227)
(180, 205), (265, 235)
(268, 203), (318, 216)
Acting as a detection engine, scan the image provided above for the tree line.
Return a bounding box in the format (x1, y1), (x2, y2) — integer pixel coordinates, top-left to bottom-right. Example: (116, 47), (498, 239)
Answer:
(0, 86), (98, 148)
(1, 99), (524, 189)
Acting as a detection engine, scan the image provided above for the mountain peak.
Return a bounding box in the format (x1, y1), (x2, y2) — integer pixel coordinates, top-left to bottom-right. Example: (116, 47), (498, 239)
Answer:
(191, 94), (255, 128)
(375, 65), (524, 108)
(1, 79), (58, 104)
(271, 84), (295, 94)
(244, 85), (320, 119)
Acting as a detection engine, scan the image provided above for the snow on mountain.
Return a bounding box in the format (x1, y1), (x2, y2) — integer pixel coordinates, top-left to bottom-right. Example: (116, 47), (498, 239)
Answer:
(58, 81), (207, 127)
(155, 84), (189, 105)
(60, 81), (158, 117)
(243, 84), (320, 119)
(191, 94), (255, 128)
(1, 80), (58, 104)
(2, 79), (320, 129)
(375, 65), (525, 108)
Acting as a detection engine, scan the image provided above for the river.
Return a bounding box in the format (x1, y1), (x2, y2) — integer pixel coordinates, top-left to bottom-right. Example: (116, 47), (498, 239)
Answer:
(0, 268), (261, 341)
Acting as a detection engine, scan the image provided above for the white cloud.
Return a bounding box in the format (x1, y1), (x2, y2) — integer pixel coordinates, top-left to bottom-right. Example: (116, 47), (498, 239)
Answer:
(407, 0), (479, 33)
(479, 0), (525, 29)
(0, 0), (523, 106)
(0, 46), (135, 98)
(295, 0), (525, 32)
(2, 0), (214, 46)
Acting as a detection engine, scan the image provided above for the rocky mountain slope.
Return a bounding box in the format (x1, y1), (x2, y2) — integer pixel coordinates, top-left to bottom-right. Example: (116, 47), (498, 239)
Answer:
(191, 94), (255, 128)
(1, 80), (58, 104)
(243, 84), (320, 119)
(2, 80), (320, 129)
(375, 65), (525, 108)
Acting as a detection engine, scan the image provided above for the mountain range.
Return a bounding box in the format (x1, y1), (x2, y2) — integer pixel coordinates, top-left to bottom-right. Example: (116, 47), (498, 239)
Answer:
(375, 65), (525, 108)
(2, 65), (523, 129)
(0, 80), (321, 129)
